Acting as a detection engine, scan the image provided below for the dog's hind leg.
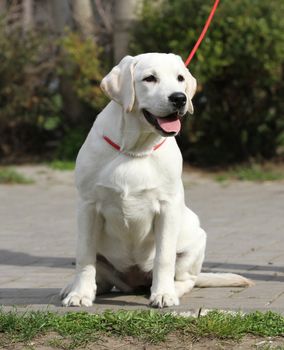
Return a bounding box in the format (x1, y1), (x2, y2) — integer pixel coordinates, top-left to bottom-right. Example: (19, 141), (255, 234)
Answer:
(175, 207), (253, 293)
(96, 255), (133, 294)
(174, 243), (205, 298)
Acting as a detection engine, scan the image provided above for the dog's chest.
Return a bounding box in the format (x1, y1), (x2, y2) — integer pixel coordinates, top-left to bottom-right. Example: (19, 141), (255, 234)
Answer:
(97, 187), (160, 236)
(94, 159), (170, 237)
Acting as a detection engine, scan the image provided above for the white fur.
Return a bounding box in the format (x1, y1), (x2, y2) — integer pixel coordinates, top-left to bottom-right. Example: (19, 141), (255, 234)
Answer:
(61, 53), (252, 308)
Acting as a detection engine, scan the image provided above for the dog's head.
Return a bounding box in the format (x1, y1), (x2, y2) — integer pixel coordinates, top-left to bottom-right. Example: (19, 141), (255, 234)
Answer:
(101, 53), (197, 137)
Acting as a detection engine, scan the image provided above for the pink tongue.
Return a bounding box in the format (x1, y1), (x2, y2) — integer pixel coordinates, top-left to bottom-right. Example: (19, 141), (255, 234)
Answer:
(157, 116), (181, 133)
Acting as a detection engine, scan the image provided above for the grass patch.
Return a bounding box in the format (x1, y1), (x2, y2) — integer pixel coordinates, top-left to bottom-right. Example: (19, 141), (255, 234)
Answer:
(0, 309), (283, 349)
(215, 164), (284, 182)
(49, 160), (75, 171)
(0, 168), (34, 184)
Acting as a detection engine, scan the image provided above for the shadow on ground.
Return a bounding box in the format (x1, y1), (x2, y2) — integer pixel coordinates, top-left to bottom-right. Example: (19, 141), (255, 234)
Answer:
(0, 249), (74, 268)
(0, 288), (149, 307)
(1, 249), (283, 281)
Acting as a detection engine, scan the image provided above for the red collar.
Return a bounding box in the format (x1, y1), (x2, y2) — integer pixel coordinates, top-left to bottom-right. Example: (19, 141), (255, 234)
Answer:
(103, 135), (166, 155)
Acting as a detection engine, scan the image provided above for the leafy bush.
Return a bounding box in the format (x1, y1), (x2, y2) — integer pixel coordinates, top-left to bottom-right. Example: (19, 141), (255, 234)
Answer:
(55, 32), (107, 160)
(130, 0), (284, 165)
(55, 128), (87, 160)
(0, 22), (60, 159)
(0, 23), (105, 162)
(59, 31), (106, 110)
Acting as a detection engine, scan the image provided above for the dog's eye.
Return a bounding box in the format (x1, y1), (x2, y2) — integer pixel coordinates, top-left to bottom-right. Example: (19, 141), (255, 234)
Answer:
(143, 75), (157, 83)
(178, 75), (185, 82)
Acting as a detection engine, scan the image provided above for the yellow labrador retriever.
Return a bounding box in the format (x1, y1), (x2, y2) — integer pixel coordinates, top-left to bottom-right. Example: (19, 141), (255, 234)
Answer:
(61, 53), (252, 308)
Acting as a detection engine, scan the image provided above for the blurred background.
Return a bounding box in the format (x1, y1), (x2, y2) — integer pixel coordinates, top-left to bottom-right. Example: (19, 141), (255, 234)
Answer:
(0, 0), (284, 167)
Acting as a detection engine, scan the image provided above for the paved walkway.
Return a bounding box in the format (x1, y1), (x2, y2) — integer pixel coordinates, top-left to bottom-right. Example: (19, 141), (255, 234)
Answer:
(0, 166), (283, 314)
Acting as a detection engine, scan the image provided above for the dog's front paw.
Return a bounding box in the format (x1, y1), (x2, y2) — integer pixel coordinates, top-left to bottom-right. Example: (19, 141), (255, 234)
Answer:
(149, 292), (179, 308)
(61, 291), (94, 307)
(60, 278), (96, 307)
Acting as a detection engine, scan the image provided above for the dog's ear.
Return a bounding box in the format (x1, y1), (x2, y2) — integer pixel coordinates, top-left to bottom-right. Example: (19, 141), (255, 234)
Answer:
(100, 55), (135, 113)
(184, 68), (197, 115)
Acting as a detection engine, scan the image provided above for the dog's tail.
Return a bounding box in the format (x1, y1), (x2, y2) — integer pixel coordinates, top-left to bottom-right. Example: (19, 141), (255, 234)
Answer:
(195, 272), (254, 288)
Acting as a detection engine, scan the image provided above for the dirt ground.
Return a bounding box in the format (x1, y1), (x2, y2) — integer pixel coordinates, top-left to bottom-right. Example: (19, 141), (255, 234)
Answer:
(1, 334), (283, 350)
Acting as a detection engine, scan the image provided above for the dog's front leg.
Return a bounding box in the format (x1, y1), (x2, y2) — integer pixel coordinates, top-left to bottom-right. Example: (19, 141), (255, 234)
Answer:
(61, 200), (100, 307)
(150, 201), (181, 308)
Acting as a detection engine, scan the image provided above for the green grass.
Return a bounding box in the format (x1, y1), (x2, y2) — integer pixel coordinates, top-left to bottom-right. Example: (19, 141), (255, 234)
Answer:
(0, 168), (34, 184)
(0, 310), (283, 349)
(49, 160), (75, 171)
(215, 165), (284, 182)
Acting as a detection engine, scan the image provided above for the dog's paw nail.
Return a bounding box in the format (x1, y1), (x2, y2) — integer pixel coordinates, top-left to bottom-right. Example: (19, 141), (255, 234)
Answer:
(149, 293), (179, 308)
(61, 292), (94, 307)
(81, 297), (93, 307)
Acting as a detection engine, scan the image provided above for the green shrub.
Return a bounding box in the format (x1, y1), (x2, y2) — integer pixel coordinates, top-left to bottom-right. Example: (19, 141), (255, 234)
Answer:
(130, 0), (284, 165)
(54, 32), (107, 161)
(0, 22), (105, 162)
(55, 127), (87, 160)
(58, 31), (106, 111)
(0, 22), (61, 159)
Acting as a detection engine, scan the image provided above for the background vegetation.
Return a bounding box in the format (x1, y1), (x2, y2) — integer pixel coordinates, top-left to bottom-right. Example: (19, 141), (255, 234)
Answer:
(0, 0), (110, 163)
(0, 0), (284, 166)
(130, 0), (284, 165)
(0, 22), (106, 162)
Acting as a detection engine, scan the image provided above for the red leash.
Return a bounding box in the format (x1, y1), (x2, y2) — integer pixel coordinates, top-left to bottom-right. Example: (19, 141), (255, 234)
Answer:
(184, 0), (220, 66)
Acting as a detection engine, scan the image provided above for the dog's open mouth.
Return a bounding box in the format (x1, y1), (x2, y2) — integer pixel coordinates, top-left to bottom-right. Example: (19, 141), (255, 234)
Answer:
(143, 109), (182, 136)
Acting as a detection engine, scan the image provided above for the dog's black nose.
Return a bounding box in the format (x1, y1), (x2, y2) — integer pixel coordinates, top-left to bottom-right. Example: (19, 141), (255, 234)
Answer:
(168, 92), (187, 109)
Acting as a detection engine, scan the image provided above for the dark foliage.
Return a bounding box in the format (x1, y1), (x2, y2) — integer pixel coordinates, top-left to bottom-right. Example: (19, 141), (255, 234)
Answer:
(130, 0), (284, 165)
